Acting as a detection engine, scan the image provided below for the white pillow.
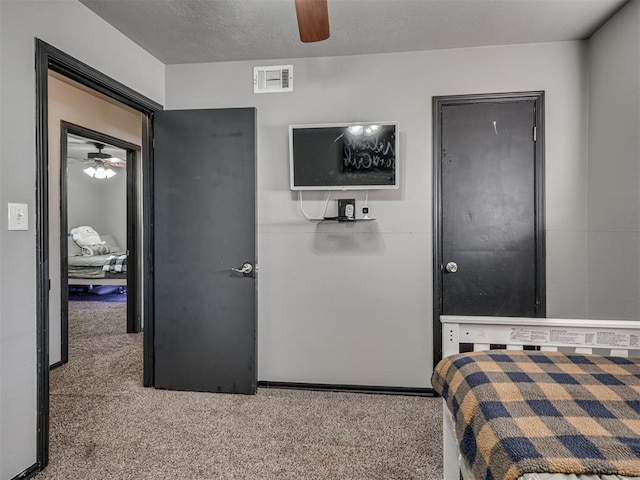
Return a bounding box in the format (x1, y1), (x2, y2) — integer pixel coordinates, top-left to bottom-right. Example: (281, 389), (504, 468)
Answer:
(70, 226), (103, 247)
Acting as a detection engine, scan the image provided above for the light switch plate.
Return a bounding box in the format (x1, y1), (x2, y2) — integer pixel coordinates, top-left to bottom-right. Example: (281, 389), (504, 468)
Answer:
(8, 203), (28, 230)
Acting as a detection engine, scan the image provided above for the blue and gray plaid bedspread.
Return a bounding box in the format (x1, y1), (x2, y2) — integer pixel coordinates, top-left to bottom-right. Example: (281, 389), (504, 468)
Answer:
(102, 254), (127, 273)
(432, 350), (640, 480)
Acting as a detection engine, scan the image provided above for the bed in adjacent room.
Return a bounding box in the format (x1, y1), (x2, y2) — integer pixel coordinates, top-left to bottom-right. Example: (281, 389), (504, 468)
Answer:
(67, 232), (127, 286)
(433, 316), (640, 480)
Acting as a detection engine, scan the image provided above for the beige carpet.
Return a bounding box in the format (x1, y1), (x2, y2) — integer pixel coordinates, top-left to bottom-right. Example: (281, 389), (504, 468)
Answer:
(36, 301), (443, 479)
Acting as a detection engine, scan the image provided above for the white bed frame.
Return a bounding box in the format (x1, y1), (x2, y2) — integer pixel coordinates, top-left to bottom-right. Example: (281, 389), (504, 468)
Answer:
(440, 315), (640, 480)
(67, 233), (127, 287)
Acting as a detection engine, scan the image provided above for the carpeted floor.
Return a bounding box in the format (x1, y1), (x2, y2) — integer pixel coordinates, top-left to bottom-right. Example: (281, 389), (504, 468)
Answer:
(36, 301), (443, 479)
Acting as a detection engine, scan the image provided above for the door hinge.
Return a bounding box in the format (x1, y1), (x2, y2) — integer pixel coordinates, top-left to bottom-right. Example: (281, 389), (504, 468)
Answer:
(533, 126), (537, 142)
(48, 278), (51, 291)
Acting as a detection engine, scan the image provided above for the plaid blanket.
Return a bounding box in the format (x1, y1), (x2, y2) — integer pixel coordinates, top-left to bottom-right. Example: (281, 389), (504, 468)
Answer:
(102, 254), (127, 273)
(432, 350), (640, 480)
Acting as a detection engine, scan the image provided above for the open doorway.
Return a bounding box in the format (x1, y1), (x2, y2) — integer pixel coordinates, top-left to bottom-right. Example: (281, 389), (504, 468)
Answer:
(35, 39), (161, 469)
(60, 126), (141, 366)
(47, 69), (145, 368)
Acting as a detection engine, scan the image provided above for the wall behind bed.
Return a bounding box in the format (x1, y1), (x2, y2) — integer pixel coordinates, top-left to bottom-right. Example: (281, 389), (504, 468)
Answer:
(587, 0), (640, 320)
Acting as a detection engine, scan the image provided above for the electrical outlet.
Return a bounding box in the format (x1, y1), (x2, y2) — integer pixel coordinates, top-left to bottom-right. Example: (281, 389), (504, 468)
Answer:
(8, 203), (28, 231)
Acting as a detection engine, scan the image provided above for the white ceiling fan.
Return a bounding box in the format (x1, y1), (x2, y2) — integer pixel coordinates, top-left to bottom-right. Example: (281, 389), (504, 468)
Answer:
(81, 142), (125, 179)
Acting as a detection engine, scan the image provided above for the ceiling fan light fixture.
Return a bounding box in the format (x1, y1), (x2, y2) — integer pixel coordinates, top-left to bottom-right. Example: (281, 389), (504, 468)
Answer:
(83, 165), (117, 180)
(80, 142), (121, 179)
(94, 166), (108, 179)
(86, 143), (123, 164)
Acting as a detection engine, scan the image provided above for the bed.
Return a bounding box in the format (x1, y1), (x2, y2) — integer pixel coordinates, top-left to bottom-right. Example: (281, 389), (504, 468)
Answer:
(67, 233), (127, 286)
(433, 315), (640, 480)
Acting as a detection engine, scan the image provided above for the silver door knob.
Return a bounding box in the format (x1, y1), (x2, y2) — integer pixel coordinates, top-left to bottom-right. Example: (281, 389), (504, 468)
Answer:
(231, 262), (253, 274)
(445, 262), (458, 273)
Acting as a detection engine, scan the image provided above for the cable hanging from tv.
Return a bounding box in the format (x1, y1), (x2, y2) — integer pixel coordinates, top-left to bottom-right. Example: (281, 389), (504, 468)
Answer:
(298, 190), (331, 221)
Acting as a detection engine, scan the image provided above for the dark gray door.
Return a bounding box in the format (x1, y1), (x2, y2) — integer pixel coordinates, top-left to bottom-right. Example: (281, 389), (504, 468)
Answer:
(153, 108), (256, 394)
(434, 94), (545, 359)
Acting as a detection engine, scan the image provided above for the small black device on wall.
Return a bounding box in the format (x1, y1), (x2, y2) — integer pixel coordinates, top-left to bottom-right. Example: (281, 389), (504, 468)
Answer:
(338, 199), (355, 221)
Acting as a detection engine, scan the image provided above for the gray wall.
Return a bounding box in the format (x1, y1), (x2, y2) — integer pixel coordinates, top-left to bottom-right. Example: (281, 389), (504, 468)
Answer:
(0, 1), (163, 477)
(166, 40), (590, 388)
(587, 0), (640, 319)
(67, 160), (127, 250)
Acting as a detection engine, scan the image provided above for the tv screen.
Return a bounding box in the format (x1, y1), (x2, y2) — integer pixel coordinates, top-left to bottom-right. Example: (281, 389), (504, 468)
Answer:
(289, 122), (398, 190)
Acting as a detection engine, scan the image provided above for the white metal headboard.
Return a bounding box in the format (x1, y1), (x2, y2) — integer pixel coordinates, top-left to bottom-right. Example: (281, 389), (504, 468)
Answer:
(441, 315), (640, 358)
(439, 315), (640, 480)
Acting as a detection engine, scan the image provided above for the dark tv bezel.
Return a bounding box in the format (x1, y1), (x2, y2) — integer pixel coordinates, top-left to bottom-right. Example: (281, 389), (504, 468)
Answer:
(289, 121), (399, 191)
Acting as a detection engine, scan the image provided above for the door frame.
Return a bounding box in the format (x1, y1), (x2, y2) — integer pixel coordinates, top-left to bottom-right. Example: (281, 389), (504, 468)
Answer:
(60, 122), (142, 365)
(432, 91), (546, 366)
(35, 39), (162, 470)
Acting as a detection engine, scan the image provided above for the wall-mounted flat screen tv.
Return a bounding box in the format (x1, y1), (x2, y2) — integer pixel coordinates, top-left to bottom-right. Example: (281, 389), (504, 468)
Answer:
(289, 121), (399, 190)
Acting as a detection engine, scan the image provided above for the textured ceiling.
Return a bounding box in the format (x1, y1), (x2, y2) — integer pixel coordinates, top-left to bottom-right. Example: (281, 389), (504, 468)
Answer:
(79, 0), (628, 65)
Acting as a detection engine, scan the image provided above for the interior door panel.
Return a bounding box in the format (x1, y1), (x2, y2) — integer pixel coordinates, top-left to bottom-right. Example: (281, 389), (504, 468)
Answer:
(153, 108), (257, 394)
(441, 101), (537, 317)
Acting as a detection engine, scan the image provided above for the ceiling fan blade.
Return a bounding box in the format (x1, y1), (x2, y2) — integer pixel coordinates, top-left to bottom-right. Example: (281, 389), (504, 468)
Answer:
(294, 0), (330, 43)
(103, 157), (125, 164)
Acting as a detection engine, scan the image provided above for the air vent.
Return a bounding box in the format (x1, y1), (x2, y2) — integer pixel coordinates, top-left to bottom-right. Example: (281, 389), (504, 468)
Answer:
(253, 65), (293, 94)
